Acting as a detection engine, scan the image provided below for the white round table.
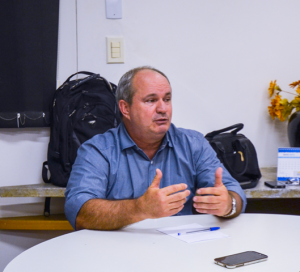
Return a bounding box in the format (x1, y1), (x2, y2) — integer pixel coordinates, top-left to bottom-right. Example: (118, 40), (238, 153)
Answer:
(4, 214), (300, 271)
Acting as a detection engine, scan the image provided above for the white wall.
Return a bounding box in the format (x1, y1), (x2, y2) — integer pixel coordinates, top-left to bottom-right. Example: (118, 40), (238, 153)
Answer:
(1, 0), (300, 270)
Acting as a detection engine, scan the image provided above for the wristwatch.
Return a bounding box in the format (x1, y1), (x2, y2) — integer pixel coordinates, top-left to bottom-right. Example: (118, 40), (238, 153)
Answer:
(223, 195), (237, 217)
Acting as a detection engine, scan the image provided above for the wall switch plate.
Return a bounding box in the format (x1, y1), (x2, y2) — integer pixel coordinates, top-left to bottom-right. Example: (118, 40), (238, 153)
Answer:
(106, 37), (124, 64)
(105, 0), (122, 19)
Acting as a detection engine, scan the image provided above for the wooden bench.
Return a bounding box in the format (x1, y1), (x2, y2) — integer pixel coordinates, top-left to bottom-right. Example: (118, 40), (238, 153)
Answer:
(0, 184), (72, 231)
(0, 214), (72, 230)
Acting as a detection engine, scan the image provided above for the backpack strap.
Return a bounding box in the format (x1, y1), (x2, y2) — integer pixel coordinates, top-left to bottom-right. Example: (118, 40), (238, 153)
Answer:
(205, 123), (244, 140)
(42, 162), (51, 216)
(44, 197), (51, 217)
(42, 161), (51, 183)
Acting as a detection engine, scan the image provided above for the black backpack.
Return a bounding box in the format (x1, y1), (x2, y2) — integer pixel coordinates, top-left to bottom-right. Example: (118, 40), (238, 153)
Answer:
(205, 123), (261, 189)
(42, 71), (122, 188)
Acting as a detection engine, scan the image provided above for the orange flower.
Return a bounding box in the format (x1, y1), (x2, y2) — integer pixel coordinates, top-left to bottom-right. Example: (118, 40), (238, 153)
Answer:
(268, 106), (276, 120)
(268, 79), (300, 121)
(268, 94), (285, 121)
(268, 80), (277, 97)
(289, 80), (300, 88)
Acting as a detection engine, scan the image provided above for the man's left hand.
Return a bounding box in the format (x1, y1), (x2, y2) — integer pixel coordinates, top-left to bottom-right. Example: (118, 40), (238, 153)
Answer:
(193, 167), (233, 217)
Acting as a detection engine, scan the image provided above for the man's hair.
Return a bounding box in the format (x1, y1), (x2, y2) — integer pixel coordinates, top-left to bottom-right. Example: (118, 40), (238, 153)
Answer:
(116, 66), (170, 105)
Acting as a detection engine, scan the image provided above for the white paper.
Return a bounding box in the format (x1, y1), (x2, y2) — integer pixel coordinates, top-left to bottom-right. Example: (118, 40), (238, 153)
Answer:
(157, 223), (229, 243)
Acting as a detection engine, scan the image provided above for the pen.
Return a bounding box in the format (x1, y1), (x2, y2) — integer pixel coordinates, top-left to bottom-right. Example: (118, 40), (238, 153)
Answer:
(177, 227), (220, 235)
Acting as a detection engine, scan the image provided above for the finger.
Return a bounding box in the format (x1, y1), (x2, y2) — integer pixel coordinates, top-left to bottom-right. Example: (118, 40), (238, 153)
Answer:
(194, 201), (221, 210)
(168, 190), (190, 203)
(195, 167), (224, 195)
(161, 183), (188, 196)
(193, 194), (220, 204)
(168, 198), (187, 210)
(169, 205), (185, 216)
(195, 208), (221, 215)
(214, 167), (223, 187)
(195, 187), (222, 197)
(149, 168), (162, 189)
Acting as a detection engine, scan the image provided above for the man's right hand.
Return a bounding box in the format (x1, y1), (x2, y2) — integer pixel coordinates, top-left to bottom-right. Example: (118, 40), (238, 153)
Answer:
(136, 169), (190, 219)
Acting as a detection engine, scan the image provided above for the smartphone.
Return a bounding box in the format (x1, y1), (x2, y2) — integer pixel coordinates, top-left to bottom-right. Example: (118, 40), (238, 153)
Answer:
(264, 181), (285, 189)
(214, 251), (268, 269)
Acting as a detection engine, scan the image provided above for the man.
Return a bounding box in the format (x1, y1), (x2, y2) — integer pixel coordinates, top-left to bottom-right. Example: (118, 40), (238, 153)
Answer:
(65, 66), (247, 230)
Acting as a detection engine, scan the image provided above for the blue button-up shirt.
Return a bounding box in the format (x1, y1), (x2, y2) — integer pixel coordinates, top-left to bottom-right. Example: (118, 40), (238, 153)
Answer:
(65, 122), (247, 229)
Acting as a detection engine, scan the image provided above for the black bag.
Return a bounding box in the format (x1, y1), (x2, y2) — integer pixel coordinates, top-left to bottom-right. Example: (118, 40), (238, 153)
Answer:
(205, 123), (261, 189)
(42, 71), (121, 188)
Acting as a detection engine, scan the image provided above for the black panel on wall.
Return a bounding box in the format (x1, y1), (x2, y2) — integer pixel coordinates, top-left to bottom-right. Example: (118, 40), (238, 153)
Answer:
(0, 0), (59, 128)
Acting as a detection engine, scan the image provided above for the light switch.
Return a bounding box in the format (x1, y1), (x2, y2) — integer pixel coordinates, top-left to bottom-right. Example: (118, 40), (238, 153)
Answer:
(106, 37), (124, 64)
(111, 42), (120, 48)
(112, 52), (120, 58)
(111, 48), (120, 53)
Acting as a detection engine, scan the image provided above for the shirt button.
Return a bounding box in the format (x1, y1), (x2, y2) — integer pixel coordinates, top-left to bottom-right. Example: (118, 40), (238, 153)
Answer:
(151, 161), (153, 164)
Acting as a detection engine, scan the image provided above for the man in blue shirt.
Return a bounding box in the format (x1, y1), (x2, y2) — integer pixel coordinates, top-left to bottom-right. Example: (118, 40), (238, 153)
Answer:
(65, 66), (247, 230)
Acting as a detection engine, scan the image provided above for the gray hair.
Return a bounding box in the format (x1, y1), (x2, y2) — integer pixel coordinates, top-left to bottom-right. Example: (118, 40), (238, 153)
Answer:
(116, 66), (170, 105)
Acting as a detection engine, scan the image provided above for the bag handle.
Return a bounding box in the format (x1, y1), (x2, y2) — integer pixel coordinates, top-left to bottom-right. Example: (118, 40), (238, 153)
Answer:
(61, 71), (115, 93)
(59, 71), (100, 91)
(205, 123), (244, 140)
(70, 73), (100, 90)
(213, 138), (249, 176)
(65, 71), (97, 82)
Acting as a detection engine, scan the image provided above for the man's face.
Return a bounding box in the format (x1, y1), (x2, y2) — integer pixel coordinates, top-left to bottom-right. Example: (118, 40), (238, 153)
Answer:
(125, 70), (172, 142)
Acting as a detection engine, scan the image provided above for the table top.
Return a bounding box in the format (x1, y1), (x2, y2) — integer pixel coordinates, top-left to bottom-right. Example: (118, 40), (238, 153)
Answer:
(4, 214), (300, 272)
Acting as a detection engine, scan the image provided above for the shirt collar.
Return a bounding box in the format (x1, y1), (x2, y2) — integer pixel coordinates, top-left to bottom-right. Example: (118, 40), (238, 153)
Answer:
(119, 122), (173, 151)
(119, 122), (137, 150)
(160, 129), (173, 149)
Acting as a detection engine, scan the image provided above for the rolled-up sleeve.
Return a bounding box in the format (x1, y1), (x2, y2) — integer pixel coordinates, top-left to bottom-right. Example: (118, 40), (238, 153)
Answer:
(64, 140), (109, 229)
(194, 134), (247, 213)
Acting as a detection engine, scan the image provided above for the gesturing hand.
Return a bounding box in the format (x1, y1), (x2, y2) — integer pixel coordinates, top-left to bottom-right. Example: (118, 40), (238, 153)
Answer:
(137, 169), (190, 219)
(193, 167), (232, 216)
